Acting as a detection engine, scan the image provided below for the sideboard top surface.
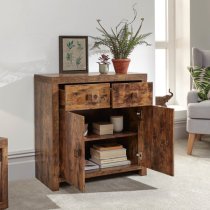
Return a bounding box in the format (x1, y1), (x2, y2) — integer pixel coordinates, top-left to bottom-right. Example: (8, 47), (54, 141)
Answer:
(34, 72), (147, 84)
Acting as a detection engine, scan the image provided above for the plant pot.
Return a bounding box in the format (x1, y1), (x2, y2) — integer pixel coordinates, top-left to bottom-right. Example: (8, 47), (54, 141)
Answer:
(99, 64), (109, 74)
(112, 59), (131, 74)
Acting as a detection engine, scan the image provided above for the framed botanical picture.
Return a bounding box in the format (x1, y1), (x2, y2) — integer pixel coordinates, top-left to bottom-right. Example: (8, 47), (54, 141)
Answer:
(59, 36), (88, 73)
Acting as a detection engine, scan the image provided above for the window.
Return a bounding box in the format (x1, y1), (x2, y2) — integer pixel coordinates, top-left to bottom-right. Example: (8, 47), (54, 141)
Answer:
(155, 0), (175, 104)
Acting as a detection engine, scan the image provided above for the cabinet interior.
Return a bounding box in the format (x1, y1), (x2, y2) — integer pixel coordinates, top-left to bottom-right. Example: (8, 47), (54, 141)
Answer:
(73, 107), (139, 133)
(61, 107), (140, 166)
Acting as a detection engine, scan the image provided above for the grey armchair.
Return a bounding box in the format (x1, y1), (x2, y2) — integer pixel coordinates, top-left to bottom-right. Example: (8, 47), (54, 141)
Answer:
(187, 47), (210, 155)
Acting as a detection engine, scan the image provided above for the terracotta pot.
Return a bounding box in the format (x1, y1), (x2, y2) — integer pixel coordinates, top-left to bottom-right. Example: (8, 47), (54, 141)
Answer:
(112, 59), (131, 74)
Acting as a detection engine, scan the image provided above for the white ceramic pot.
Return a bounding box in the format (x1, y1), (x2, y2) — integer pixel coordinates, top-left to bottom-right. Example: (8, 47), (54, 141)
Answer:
(99, 64), (109, 74)
(110, 115), (123, 132)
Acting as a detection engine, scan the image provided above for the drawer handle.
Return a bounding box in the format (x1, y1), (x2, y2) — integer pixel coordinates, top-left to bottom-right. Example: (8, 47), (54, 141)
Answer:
(131, 92), (138, 100)
(86, 94), (92, 102)
(86, 94), (98, 103)
(74, 148), (82, 158)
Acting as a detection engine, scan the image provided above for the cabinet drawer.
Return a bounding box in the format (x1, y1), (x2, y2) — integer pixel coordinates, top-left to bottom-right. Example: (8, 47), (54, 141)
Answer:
(60, 83), (110, 111)
(111, 82), (153, 108)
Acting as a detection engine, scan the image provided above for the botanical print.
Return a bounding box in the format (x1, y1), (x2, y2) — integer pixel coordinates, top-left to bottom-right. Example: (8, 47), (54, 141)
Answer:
(63, 38), (86, 71)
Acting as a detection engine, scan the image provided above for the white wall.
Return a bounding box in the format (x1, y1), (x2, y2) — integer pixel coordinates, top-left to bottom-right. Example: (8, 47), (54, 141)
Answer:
(174, 0), (210, 107)
(175, 0), (191, 107)
(0, 0), (155, 153)
(190, 0), (210, 50)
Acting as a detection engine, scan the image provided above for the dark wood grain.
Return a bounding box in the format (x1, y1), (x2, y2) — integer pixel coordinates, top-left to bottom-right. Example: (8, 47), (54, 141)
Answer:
(34, 73), (147, 84)
(60, 110), (85, 192)
(34, 73), (174, 192)
(84, 131), (137, 142)
(85, 164), (142, 179)
(35, 79), (60, 191)
(112, 82), (153, 108)
(35, 73), (147, 192)
(138, 106), (153, 170)
(60, 83), (110, 111)
(0, 138), (8, 210)
(151, 106), (174, 176)
(139, 106), (174, 176)
(115, 108), (139, 166)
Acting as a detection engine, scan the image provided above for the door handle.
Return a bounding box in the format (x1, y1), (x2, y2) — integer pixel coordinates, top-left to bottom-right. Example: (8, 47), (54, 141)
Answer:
(74, 148), (82, 158)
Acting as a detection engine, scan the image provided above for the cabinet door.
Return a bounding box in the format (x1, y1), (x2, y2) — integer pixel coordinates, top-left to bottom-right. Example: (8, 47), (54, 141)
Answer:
(139, 106), (174, 176)
(60, 110), (85, 191)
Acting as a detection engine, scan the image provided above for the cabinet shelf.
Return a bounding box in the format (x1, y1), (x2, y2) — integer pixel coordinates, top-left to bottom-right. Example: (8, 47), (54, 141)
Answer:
(85, 164), (142, 179)
(84, 131), (138, 142)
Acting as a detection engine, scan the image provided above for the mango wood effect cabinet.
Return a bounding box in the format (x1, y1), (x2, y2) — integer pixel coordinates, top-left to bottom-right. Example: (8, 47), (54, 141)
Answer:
(0, 138), (8, 210)
(35, 73), (174, 192)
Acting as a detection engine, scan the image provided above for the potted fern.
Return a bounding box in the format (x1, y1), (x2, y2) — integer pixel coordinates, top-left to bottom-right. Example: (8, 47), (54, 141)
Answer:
(91, 5), (152, 74)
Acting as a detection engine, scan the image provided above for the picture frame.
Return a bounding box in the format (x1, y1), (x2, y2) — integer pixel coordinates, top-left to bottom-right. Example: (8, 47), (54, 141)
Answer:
(59, 36), (88, 73)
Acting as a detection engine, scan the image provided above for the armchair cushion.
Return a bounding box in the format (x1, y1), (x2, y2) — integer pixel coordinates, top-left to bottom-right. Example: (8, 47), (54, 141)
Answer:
(188, 66), (210, 101)
(188, 100), (210, 119)
(187, 90), (200, 104)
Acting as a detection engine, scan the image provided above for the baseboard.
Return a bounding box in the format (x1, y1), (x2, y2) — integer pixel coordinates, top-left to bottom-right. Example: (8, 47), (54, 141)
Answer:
(8, 120), (187, 181)
(174, 119), (188, 140)
(8, 150), (35, 181)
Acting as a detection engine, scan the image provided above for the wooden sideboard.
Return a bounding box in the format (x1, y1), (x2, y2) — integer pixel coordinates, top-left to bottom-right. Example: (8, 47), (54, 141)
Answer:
(0, 138), (8, 210)
(34, 73), (174, 192)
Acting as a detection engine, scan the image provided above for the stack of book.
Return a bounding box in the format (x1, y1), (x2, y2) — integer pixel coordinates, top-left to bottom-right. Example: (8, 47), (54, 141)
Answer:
(92, 122), (114, 135)
(90, 143), (131, 168)
(85, 160), (99, 171)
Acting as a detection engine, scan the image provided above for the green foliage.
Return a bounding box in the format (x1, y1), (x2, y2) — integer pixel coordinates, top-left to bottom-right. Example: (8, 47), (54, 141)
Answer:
(188, 66), (210, 101)
(66, 52), (73, 63)
(76, 56), (82, 68)
(91, 5), (152, 59)
(67, 41), (75, 50)
(77, 41), (83, 50)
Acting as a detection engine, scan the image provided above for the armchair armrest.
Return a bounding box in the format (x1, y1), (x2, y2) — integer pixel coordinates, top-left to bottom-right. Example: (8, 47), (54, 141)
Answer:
(187, 90), (199, 104)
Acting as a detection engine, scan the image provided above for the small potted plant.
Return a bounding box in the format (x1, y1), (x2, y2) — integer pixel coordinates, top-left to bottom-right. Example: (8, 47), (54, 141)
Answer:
(91, 4), (151, 74)
(97, 54), (110, 74)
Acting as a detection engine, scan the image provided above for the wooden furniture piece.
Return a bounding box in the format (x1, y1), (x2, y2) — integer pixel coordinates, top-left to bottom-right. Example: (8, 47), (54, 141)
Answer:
(35, 73), (174, 192)
(0, 138), (8, 210)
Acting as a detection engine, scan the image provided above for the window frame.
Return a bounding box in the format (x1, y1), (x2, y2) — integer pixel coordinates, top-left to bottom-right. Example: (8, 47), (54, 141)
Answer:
(155, 0), (175, 104)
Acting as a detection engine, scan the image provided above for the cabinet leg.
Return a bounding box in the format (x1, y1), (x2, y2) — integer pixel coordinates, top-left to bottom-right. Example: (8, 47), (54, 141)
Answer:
(139, 167), (147, 176)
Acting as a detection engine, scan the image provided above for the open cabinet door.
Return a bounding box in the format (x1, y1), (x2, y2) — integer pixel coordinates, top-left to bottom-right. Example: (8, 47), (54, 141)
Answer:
(60, 110), (85, 191)
(139, 106), (174, 176)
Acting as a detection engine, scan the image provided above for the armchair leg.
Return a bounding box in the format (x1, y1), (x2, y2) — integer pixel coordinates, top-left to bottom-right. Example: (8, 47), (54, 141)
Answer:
(187, 133), (196, 155)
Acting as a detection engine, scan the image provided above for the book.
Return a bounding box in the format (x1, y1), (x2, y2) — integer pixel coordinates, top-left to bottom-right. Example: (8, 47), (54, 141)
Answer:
(90, 148), (127, 159)
(93, 128), (113, 135)
(85, 160), (99, 171)
(100, 160), (131, 168)
(92, 122), (114, 131)
(93, 143), (123, 151)
(90, 156), (127, 165)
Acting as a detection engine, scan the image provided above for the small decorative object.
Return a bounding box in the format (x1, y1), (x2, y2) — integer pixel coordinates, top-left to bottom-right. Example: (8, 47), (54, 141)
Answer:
(91, 4), (151, 74)
(92, 122), (113, 135)
(97, 54), (110, 74)
(83, 124), (88, 136)
(59, 36), (88, 74)
(110, 116), (123, 132)
(155, 89), (173, 107)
